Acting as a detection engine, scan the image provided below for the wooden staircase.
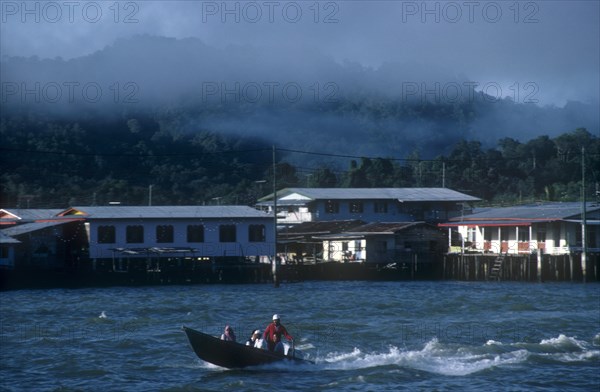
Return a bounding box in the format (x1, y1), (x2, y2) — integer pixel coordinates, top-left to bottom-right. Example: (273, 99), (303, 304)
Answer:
(488, 255), (505, 281)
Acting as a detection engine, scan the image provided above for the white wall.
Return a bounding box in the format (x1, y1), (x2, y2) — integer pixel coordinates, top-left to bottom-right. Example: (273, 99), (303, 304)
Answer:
(88, 218), (274, 259)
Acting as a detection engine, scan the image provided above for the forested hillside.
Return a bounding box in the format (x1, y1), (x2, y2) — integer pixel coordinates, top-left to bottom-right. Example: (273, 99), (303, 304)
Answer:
(1, 111), (598, 208)
(2, 35), (599, 161)
(3, 36), (599, 208)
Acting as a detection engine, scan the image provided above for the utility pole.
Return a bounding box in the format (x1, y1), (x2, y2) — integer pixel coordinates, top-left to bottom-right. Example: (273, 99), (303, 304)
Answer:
(581, 146), (587, 283)
(442, 161), (446, 188)
(148, 185), (153, 206)
(272, 145), (279, 287)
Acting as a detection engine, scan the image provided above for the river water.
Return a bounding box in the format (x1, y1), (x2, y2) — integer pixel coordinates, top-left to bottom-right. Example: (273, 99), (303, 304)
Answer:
(1, 281), (599, 391)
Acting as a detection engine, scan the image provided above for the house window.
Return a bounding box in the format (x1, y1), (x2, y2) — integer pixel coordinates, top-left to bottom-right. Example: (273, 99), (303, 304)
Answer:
(500, 228), (509, 242)
(518, 228), (529, 242)
(325, 200), (339, 214)
(484, 229), (492, 241)
(354, 240), (363, 251)
(126, 225), (144, 243)
(536, 224), (546, 242)
(156, 225), (174, 243)
(374, 201), (388, 213)
(98, 225), (116, 244)
(575, 228), (582, 247)
(0, 246), (8, 258)
(350, 201), (363, 213)
(249, 224), (266, 242)
(219, 225), (237, 242)
(589, 226), (597, 248)
(187, 225), (204, 243)
(467, 227), (476, 242)
(553, 223), (561, 247)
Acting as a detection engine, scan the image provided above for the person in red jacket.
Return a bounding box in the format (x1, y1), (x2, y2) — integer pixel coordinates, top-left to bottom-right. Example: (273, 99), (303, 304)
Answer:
(263, 314), (293, 352)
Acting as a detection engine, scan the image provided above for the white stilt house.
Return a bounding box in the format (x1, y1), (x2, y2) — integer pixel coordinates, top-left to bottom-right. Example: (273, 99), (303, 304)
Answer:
(439, 202), (600, 255)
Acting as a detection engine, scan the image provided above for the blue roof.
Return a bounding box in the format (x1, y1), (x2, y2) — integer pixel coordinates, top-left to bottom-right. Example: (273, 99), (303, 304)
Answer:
(66, 206), (271, 219)
(0, 231), (20, 244)
(442, 202), (600, 226)
(1, 221), (72, 237)
(261, 188), (480, 202)
(0, 209), (63, 221)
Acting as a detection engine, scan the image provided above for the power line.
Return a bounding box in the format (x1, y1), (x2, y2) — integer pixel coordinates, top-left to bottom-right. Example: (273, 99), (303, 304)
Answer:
(2, 145), (598, 164)
(0, 147), (271, 158)
(279, 147), (600, 163)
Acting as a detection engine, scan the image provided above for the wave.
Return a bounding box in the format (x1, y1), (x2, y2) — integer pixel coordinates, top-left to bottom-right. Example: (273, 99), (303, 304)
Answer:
(314, 334), (600, 376)
(199, 334), (599, 376)
(317, 338), (525, 376)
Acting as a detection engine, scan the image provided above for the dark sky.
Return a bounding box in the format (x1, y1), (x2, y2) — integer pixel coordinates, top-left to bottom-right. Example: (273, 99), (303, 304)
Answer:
(1, 0), (599, 107)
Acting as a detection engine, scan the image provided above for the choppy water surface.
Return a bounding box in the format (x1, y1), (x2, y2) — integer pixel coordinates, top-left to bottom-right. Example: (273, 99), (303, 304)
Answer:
(1, 281), (599, 391)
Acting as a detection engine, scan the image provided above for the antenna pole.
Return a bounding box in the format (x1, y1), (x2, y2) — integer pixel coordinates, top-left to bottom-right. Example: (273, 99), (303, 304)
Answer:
(273, 145), (279, 287)
(581, 146), (587, 283)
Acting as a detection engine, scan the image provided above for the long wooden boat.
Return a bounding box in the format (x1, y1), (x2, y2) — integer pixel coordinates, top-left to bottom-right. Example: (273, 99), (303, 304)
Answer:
(182, 326), (312, 368)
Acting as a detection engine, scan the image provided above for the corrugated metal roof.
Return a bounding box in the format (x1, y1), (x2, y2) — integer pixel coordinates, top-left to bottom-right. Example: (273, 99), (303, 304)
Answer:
(0, 209), (63, 221)
(256, 200), (309, 207)
(260, 188), (480, 202)
(347, 222), (424, 234)
(1, 221), (72, 237)
(67, 205), (271, 219)
(109, 247), (199, 255)
(0, 231), (20, 244)
(439, 220), (532, 227)
(564, 220), (600, 225)
(279, 220), (366, 236)
(442, 202), (600, 226)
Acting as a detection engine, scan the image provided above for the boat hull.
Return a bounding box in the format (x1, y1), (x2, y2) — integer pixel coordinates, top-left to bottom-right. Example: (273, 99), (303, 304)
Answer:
(182, 326), (309, 368)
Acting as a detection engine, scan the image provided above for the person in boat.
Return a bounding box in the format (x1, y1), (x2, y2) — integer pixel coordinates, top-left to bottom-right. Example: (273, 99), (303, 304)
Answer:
(246, 329), (263, 348)
(220, 325), (236, 342)
(263, 314), (293, 352)
(272, 334), (285, 354)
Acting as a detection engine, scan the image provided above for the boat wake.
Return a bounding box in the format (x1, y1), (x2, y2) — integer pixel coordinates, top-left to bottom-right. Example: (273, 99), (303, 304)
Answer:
(195, 333), (599, 376)
(313, 334), (599, 376)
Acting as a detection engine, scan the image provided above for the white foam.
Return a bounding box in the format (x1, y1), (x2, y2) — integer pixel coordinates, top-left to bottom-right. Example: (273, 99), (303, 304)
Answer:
(98, 311), (107, 319)
(199, 334), (599, 374)
(485, 340), (503, 346)
(319, 338), (530, 376)
(410, 338), (530, 376)
(539, 334), (586, 351)
(482, 334), (600, 364)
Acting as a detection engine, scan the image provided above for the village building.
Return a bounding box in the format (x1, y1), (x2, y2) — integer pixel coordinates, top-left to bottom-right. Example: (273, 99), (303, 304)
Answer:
(258, 187), (475, 265)
(0, 220), (87, 270)
(0, 209), (64, 225)
(0, 206), (275, 272)
(257, 187), (480, 226)
(0, 209), (86, 270)
(315, 222), (446, 264)
(439, 202), (600, 255)
(0, 232), (20, 269)
(57, 206), (275, 270)
(276, 219), (445, 265)
(277, 220), (366, 263)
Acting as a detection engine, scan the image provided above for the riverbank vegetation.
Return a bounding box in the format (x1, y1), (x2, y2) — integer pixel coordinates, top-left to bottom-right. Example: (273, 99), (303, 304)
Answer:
(1, 113), (598, 208)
